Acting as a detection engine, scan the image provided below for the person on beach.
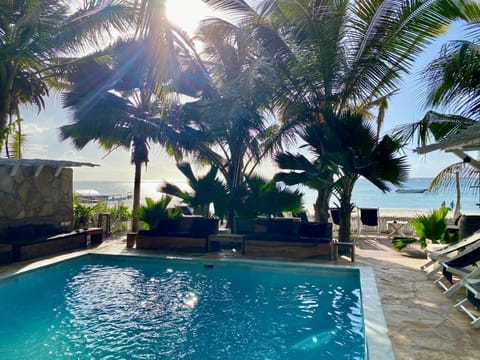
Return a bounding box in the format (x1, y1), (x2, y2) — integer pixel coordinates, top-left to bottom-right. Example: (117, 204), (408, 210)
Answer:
(441, 201), (446, 208)
(450, 200), (455, 210)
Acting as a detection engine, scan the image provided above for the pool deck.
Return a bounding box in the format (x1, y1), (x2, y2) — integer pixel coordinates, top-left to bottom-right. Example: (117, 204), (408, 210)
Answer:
(1, 233), (479, 359)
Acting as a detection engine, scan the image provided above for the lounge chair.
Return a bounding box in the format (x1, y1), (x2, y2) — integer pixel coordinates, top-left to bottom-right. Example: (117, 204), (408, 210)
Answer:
(329, 208), (340, 232)
(358, 208), (379, 235)
(433, 243), (480, 296)
(454, 278), (480, 328)
(421, 231), (480, 277)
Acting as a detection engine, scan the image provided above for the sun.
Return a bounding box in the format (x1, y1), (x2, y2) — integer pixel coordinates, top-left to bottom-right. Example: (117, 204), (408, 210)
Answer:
(165, 0), (214, 35)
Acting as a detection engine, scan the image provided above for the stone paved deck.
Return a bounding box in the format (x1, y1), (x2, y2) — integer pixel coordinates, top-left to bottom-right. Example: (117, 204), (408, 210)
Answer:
(1, 233), (479, 359)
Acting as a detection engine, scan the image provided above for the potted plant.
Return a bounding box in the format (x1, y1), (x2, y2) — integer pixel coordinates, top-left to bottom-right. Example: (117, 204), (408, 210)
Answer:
(392, 207), (451, 251)
(73, 200), (100, 229)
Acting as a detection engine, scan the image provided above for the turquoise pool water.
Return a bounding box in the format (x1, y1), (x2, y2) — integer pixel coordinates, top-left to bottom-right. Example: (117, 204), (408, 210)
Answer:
(0, 255), (365, 359)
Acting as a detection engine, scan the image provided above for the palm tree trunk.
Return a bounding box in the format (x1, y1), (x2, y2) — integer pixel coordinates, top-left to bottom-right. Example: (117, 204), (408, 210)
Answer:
(338, 177), (356, 243)
(314, 186), (331, 223)
(338, 203), (352, 243)
(454, 171), (461, 219)
(132, 161), (142, 232)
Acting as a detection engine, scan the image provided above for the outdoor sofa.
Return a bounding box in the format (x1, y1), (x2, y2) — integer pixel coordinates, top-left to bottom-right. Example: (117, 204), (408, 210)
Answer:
(0, 224), (100, 262)
(238, 218), (334, 259)
(135, 216), (220, 252)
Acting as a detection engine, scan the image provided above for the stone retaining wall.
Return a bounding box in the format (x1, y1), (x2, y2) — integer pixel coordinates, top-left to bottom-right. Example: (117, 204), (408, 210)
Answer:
(0, 165), (73, 229)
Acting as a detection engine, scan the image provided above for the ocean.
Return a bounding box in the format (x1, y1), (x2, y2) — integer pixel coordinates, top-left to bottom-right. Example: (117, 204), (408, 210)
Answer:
(73, 178), (480, 213)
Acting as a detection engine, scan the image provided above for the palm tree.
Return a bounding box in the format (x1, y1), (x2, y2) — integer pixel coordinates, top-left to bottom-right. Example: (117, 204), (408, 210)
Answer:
(393, 4), (480, 206)
(323, 112), (408, 242)
(203, 0), (468, 236)
(275, 152), (333, 223)
(59, 0), (211, 232)
(0, 0), (132, 143)
(60, 40), (177, 232)
(278, 109), (408, 242)
(166, 19), (288, 227)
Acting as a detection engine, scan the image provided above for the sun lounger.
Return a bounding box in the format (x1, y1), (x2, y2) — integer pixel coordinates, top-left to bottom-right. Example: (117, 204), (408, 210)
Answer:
(454, 279), (480, 328)
(357, 208), (379, 235)
(433, 243), (480, 296)
(420, 231), (480, 277)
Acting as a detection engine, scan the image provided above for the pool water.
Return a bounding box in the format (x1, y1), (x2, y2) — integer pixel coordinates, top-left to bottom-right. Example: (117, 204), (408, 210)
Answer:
(0, 255), (365, 359)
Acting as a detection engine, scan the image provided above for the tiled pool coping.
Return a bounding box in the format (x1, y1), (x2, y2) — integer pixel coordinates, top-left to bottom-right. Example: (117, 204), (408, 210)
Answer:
(0, 251), (394, 359)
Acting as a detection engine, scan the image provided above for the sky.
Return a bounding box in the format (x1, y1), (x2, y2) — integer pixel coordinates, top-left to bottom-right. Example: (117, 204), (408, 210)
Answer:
(18, 0), (471, 183)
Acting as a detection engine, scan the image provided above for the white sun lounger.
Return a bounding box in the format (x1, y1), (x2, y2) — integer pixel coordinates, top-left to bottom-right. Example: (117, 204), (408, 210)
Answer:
(454, 278), (480, 328)
(435, 266), (480, 296)
(421, 231), (480, 277)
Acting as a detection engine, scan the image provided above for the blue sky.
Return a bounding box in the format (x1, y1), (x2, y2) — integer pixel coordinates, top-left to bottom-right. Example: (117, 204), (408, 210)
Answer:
(19, 4), (470, 183)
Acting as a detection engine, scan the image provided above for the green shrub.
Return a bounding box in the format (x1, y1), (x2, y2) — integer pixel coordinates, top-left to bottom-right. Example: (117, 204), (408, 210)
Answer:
(134, 196), (182, 230)
(392, 207), (449, 250)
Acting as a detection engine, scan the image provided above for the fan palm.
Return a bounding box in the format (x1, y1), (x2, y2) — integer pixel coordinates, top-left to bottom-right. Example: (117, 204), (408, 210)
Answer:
(238, 175), (304, 219)
(275, 152), (333, 223)
(278, 109), (408, 242)
(160, 162), (228, 219)
(0, 0), (132, 143)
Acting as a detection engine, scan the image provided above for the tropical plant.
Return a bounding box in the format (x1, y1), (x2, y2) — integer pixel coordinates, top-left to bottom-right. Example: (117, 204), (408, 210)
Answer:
(73, 200), (101, 228)
(0, 0), (132, 146)
(201, 0), (466, 238)
(134, 196), (182, 230)
(392, 207), (450, 250)
(160, 162), (228, 219)
(96, 202), (132, 233)
(236, 175), (303, 219)
(392, 4), (480, 206)
(276, 109), (408, 242)
(60, 38), (189, 232)
(275, 152), (333, 223)
(59, 0), (209, 232)
(165, 19), (285, 227)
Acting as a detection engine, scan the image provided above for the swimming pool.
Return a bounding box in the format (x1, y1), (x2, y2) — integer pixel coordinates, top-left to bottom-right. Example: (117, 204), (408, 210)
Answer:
(0, 254), (392, 359)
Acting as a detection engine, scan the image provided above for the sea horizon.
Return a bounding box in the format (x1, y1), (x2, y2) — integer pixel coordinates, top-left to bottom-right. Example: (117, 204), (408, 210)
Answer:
(74, 177), (480, 213)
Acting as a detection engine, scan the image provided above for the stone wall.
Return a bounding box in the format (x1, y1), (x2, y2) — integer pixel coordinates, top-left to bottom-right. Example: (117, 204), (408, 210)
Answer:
(0, 165), (73, 229)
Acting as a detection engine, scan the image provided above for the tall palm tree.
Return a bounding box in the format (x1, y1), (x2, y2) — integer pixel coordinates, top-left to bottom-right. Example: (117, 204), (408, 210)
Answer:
(394, 3), (480, 205)
(60, 40), (179, 232)
(0, 0), (132, 142)
(166, 19), (288, 227)
(203, 0), (468, 235)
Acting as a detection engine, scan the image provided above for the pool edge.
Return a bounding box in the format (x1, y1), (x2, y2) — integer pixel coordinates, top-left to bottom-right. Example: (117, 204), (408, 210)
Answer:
(359, 266), (395, 360)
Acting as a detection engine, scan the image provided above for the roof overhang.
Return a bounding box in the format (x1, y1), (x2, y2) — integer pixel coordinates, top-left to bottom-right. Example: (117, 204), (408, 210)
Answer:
(0, 158), (99, 177)
(414, 123), (480, 154)
(414, 123), (480, 170)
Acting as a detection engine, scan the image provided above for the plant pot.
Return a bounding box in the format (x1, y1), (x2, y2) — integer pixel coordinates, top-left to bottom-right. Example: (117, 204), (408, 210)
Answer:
(126, 232), (137, 248)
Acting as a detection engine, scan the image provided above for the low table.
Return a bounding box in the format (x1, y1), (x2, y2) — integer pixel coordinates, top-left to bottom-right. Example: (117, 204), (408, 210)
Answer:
(207, 234), (246, 254)
(386, 220), (409, 238)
